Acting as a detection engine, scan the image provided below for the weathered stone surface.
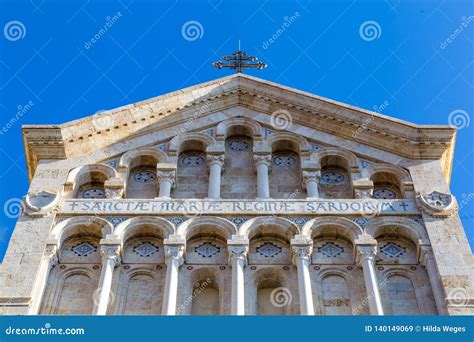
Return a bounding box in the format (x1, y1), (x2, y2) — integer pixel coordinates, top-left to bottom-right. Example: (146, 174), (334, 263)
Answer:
(1, 74), (471, 316)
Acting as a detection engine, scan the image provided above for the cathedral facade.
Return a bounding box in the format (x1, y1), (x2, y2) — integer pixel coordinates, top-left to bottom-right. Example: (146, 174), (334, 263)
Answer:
(0, 74), (472, 315)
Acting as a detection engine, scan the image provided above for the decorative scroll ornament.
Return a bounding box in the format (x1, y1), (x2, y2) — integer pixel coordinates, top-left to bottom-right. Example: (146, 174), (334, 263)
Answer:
(416, 191), (457, 217)
(23, 191), (60, 217)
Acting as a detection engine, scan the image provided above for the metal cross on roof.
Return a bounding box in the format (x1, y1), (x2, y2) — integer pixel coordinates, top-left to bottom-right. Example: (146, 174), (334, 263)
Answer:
(212, 50), (267, 73)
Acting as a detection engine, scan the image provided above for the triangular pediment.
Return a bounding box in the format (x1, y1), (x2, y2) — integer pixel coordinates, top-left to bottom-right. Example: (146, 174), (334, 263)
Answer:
(22, 74), (455, 181)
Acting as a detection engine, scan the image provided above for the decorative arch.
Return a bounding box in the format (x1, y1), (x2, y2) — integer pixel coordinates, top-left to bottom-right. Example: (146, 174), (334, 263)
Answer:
(66, 163), (118, 197)
(310, 147), (360, 172)
(176, 216), (237, 241)
(185, 267), (225, 316)
(216, 117), (262, 141)
(252, 267), (292, 315)
(264, 132), (309, 155)
(114, 217), (175, 245)
(49, 216), (113, 248)
(316, 268), (353, 315)
(168, 132), (217, 156)
(380, 268), (422, 315)
(118, 147), (168, 172)
(66, 163), (117, 184)
(46, 267), (98, 315)
(301, 217), (363, 243)
(239, 216), (299, 241)
(364, 217), (428, 247)
(363, 163), (412, 183)
(363, 163), (413, 198)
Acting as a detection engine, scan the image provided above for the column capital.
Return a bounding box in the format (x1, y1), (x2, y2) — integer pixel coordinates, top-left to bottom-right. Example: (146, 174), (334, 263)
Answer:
(228, 244), (249, 265)
(157, 170), (176, 184)
(418, 245), (434, 267)
(104, 177), (125, 199)
(355, 244), (377, 265)
(100, 244), (121, 266)
(253, 154), (272, 169)
(291, 235), (313, 265)
(302, 171), (320, 189)
(353, 178), (374, 199)
(164, 244), (185, 266)
(44, 244), (59, 267)
(227, 237), (249, 264)
(207, 154), (226, 169)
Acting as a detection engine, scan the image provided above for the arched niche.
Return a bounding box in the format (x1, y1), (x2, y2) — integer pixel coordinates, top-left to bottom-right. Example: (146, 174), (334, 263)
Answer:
(220, 120), (259, 199)
(118, 148), (168, 199)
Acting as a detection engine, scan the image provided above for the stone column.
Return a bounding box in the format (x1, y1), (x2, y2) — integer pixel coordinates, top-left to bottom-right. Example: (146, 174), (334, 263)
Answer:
(93, 244), (121, 315)
(356, 245), (384, 315)
(227, 238), (249, 315)
(291, 235), (315, 315)
(302, 171), (320, 198)
(161, 241), (185, 315)
(157, 171), (176, 198)
(419, 245), (448, 315)
(28, 244), (58, 314)
(207, 154), (225, 199)
(253, 154), (272, 199)
(156, 163), (177, 198)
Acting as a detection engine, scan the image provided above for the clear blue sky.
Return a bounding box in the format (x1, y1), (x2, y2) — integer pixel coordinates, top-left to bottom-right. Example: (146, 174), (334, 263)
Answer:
(0, 0), (473, 260)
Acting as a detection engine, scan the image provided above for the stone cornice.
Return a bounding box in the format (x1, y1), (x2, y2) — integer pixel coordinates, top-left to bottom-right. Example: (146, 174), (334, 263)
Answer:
(22, 74), (456, 182)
